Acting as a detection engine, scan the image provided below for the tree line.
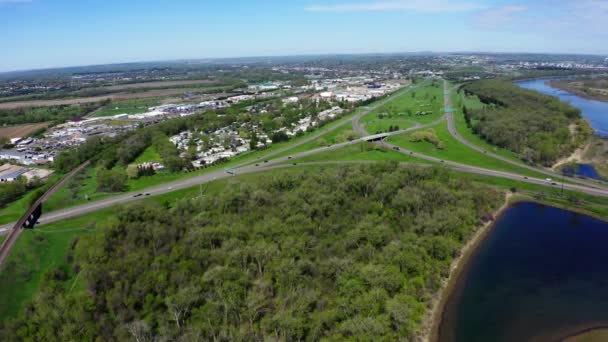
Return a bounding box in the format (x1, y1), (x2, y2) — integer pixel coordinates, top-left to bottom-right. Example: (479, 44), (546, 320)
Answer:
(461, 80), (592, 165)
(0, 164), (504, 341)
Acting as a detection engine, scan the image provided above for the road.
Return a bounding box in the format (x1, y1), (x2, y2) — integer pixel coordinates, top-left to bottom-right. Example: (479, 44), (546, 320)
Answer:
(2, 80), (608, 233)
(0, 161), (90, 270)
(235, 83), (419, 167)
(442, 80), (607, 190)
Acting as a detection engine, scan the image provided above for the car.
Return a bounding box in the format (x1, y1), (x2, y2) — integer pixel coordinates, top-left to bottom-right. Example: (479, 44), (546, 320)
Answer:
(524, 176), (528, 179)
(145, 193), (150, 196)
(288, 156), (292, 159)
(392, 146), (400, 151)
(255, 163), (259, 166)
(133, 194), (143, 198)
(551, 182), (558, 186)
(264, 160), (268, 163)
(440, 160), (445, 163)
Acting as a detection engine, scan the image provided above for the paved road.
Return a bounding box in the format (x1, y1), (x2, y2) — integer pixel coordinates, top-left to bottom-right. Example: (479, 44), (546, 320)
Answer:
(235, 84), (418, 167)
(2, 80), (608, 233)
(442, 80), (608, 190)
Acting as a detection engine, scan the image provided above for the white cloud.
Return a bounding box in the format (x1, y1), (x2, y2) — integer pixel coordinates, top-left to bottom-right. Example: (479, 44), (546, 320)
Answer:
(473, 5), (527, 29)
(305, 0), (483, 13)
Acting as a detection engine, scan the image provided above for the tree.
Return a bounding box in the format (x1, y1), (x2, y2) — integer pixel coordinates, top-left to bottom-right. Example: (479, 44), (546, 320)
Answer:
(126, 164), (140, 179)
(249, 131), (259, 151)
(96, 168), (127, 192)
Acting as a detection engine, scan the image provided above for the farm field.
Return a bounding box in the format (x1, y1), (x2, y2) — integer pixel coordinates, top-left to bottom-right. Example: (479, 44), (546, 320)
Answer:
(0, 122), (48, 138)
(91, 97), (162, 117)
(102, 79), (216, 91)
(0, 88), (233, 109)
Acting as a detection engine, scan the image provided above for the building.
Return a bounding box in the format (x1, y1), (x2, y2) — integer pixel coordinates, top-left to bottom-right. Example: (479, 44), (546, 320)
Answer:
(0, 164), (28, 182)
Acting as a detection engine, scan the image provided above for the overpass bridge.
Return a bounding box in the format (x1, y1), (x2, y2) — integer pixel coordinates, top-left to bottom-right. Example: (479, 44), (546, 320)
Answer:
(0, 161), (90, 270)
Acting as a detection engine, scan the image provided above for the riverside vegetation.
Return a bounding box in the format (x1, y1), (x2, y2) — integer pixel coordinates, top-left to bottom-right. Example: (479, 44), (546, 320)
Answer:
(461, 80), (592, 166)
(0, 164), (504, 341)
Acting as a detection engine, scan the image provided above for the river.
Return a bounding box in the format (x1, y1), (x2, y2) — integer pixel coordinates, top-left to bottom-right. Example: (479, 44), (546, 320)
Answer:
(438, 202), (608, 341)
(516, 78), (607, 181)
(516, 78), (608, 137)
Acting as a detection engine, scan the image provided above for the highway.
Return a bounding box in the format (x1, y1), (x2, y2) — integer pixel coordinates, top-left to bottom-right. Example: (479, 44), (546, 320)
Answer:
(2, 80), (608, 234)
(234, 83), (420, 167)
(442, 80), (607, 190)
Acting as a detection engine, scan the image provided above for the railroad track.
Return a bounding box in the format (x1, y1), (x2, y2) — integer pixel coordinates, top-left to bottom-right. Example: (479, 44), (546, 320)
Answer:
(0, 161), (90, 271)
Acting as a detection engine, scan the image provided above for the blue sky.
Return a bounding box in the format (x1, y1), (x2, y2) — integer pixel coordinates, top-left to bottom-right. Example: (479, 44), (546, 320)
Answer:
(1, 0), (607, 72)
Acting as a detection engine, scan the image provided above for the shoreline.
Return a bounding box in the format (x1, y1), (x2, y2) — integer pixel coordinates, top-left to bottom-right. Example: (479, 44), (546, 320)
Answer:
(423, 194), (608, 342)
(561, 325), (608, 342)
(548, 80), (608, 103)
(420, 191), (515, 342)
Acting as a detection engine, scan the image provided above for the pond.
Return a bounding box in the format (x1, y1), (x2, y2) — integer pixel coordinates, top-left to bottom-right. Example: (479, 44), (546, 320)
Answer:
(439, 202), (608, 342)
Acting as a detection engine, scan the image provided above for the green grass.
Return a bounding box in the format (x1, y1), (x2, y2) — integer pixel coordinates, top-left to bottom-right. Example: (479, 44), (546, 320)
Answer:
(0, 194), (36, 226)
(133, 146), (162, 164)
(288, 142), (432, 164)
(360, 83), (443, 129)
(270, 124), (361, 160)
(364, 120), (415, 135)
(1, 85), (414, 218)
(0, 174), (64, 225)
(451, 90), (525, 163)
(44, 167), (105, 212)
(92, 97), (162, 117)
(0, 211), (106, 321)
(387, 122), (549, 179)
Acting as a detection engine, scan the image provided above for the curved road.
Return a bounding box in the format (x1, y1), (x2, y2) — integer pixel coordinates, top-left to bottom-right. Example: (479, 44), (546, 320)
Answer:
(443, 80), (607, 190)
(2, 80), (608, 234)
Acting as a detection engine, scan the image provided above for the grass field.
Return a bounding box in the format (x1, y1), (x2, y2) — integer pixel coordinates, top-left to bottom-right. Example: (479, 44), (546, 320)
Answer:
(387, 121), (550, 179)
(133, 146), (162, 163)
(364, 120), (415, 135)
(0, 212), (104, 321)
(288, 142), (432, 164)
(92, 97), (162, 117)
(44, 167), (105, 213)
(0, 173), (64, 225)
(360, 82), (443, 130)
(451, 90), (523, 163)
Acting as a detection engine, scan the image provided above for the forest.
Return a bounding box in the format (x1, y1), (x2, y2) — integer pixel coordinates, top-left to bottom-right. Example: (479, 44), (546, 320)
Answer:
(461, 80), (592, 165)
(0, 164), (504, 341)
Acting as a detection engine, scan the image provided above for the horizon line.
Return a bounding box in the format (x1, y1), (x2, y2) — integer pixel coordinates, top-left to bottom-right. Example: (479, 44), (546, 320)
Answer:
(2, 50), (608, 75)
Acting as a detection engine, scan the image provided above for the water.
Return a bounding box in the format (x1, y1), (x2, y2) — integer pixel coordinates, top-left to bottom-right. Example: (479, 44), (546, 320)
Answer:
(516, 79), (608, 137)
(439, 202), (608, 342)
(563, 164), (606, 182)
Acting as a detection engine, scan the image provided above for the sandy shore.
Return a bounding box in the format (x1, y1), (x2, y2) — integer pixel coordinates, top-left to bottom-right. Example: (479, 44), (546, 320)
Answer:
(551, 142), (590, 171)
(419, 192), (515, 342)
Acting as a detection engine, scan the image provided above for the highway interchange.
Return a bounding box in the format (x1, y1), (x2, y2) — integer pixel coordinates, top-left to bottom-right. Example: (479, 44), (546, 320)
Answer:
(2, 80), (608, 234)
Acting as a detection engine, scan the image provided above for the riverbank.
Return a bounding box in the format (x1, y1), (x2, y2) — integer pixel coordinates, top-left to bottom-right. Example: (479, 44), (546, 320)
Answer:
(421, 191), (514, 341)
(549, 79), (608, 103)
(552, 135), (608, 181)
(425, 193), (608, 342)
(562, 326), (608, 342)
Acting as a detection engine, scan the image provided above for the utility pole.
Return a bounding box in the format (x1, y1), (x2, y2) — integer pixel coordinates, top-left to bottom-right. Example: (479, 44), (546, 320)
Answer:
(561, 170), (565, 197)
